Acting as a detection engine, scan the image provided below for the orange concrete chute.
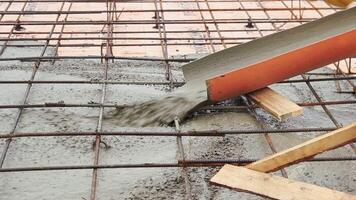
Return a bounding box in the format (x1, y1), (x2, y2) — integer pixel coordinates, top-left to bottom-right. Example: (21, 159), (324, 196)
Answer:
(325, 0), (355, 8)
(181, 7), (356, 103)
(206, 30), (356, 101)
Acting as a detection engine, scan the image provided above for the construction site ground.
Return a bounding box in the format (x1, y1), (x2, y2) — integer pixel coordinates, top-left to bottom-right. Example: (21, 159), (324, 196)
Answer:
(0, 1), (355, 199)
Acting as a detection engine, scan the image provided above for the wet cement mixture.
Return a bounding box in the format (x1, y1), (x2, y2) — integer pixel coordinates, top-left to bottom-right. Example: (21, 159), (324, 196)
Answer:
(0, 54), (355, 199)
(110, 83), (208, 127)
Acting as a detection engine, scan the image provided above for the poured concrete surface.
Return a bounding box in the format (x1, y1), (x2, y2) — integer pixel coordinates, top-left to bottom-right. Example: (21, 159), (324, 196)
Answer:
(0, 58), (355, 199)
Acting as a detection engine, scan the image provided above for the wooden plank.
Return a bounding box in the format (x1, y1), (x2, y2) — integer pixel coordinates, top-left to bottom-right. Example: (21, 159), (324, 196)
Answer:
(246, 122), (356, 173)
(211, 165), (356, 200)
(210, 123), (356, 198)
(247, 87), (303, 121)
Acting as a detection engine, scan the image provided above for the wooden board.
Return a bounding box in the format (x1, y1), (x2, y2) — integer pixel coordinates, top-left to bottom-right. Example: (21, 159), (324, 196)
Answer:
(246, 123), (356, 173)
(211, 165), (356, 200)
(247, 87), (303, 121)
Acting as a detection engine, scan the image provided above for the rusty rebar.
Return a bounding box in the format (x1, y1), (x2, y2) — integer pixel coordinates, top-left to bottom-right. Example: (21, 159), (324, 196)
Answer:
(0, 77), (354, 85)
(0, 156), (354, 173)
(0, 127), (338, 139)
(0, 18), (315, 26)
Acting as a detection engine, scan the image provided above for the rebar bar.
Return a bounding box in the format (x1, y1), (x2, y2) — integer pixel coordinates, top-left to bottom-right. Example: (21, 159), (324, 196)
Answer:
(0, 156), (354, 173)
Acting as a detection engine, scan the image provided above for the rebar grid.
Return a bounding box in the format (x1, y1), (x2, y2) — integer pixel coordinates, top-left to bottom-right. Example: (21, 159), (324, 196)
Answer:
(0, 0), (355, 199)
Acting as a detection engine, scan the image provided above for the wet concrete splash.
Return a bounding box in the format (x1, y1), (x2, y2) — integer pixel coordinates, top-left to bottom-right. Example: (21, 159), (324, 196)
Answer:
(109, 84), (208, 127)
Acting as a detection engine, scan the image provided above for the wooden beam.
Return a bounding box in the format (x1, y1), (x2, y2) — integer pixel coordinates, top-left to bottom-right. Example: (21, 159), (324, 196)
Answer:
(247, 87), (303, 121)
(246, 122), (356, 173)
(211, 165), (356, 200)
